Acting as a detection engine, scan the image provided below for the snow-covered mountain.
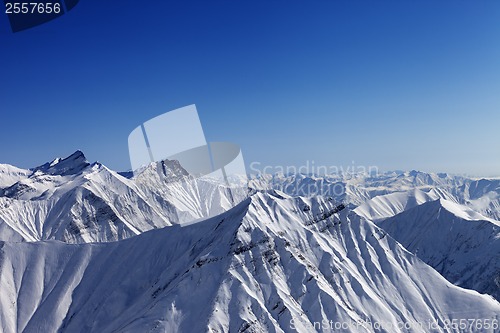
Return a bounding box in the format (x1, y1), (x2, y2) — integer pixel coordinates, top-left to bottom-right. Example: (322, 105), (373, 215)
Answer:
(250, 171), (500, 221)
(0, 164), (30, 189)
(0, 151), (246, 243)
(1, 151), (496, 244)
(353, 188), (441, 222)
(377, 198), (500, 302)
(459, 178), (500, 220)
(1, 151), (499, 332)
(1, 192), (499, 333)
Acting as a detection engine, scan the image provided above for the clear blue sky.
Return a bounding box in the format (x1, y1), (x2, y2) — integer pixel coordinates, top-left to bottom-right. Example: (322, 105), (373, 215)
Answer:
(1, 0), (499, 176)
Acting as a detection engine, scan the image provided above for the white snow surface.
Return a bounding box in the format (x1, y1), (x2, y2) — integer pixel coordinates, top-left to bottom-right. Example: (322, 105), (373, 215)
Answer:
(377, 198), (500, 302)
(0, 152), (499, 332)
(0, 153), (246, 243)
(0, 164), (30, 189)
(0, 192), (499, 333)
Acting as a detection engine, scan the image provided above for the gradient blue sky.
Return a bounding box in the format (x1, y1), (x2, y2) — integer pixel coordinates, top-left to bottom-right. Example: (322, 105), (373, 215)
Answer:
(1, 0), (499, 176)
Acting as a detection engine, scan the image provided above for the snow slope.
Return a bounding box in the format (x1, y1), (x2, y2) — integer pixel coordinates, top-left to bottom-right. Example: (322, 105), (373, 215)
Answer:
(378, 198), (500, 301)
(353, 189), (440, 222)
(0, 152), (246, 243)
(0, 164), (30, 189)
(459, 179), (500, 220)
(249, 170), (466, 206)
(251, 170), (500, 222)
(2, 151), (497, 244)
(0, 193), (499, 333)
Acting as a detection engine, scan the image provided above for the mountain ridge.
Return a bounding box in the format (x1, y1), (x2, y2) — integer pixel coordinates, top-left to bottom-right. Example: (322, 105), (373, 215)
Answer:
(0, 151), (499, 333)
(377, 198), (500, 301)
(1, 192), (499, 332)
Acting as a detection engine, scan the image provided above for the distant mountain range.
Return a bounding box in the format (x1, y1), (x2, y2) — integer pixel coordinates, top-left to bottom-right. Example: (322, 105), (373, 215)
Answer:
(0, 151), (498, 332)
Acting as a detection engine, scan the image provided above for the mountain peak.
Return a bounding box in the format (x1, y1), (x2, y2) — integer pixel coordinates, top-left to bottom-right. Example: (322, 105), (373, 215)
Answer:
(32, 150), (90, 176)
(68, 149), (86, 159)
(135, 158), (190, 182)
